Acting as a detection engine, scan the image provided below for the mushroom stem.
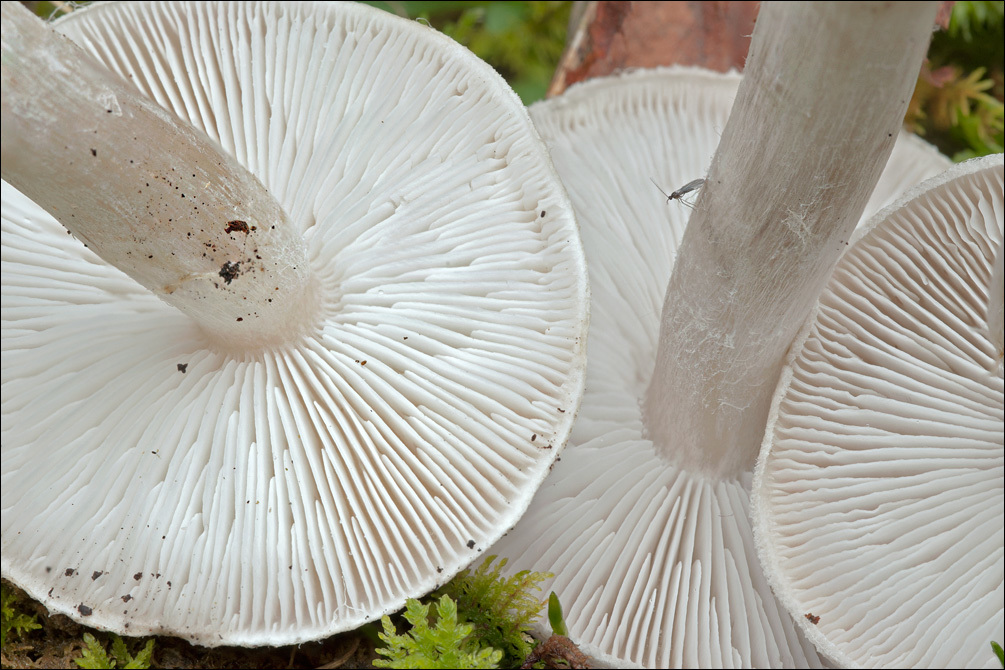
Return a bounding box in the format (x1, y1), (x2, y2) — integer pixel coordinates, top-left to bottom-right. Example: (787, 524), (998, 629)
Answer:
(643, 1), (939, 477)
(1, 3), (319, 349)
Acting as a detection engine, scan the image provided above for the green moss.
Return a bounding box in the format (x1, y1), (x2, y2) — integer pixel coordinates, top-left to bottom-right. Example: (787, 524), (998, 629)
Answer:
(374, 555), (553, 669)
(908, 1), (1004, 159)
(374, 595), (503, 669)
(363, 1), (571, 104)
(73, 632), (154, 669)
(1, 582), (42, 649)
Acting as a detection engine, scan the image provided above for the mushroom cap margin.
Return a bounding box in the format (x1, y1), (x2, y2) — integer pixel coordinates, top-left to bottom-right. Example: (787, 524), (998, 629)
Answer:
(752, 153), (1004, 669)
(1, 0), (589, 646)
(487, 66), (951, 668)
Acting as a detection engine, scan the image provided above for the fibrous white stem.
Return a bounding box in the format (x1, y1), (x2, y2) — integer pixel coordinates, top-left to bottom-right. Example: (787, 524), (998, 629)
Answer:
(1, 3), (318, 348)
(644, 1), (939, 477)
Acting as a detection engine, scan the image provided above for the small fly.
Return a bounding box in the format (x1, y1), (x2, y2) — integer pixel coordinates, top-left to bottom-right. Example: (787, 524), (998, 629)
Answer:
(650, 177), (705, 209)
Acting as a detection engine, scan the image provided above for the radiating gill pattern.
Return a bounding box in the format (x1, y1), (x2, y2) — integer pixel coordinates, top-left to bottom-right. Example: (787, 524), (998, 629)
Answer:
(488, 70), (838, 668)
(499, 408), (823, 667)
(489, 68), (955, 668)
(2, 2), (586, 645)
(757, 160), (1003, 668)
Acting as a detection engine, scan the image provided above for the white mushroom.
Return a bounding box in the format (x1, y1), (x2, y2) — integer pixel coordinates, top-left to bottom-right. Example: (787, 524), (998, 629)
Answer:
(1, 1), (588, 646)
(752, 154), (1004, 669)
(989, 235), (1004, 376)
(488, 2), (950, 667)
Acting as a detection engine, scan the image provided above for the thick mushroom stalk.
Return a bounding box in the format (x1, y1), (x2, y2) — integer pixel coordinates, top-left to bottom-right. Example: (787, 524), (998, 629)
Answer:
(488, 73), (951, 670)
(1, 3), (317, 348)
(644, 1), (939, 477)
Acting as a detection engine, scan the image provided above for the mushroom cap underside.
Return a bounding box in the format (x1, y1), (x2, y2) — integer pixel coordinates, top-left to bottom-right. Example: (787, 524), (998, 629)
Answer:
(487, 67), (953, 668)
(1, 0), (588, 646)
(753, 154), (1004, 668)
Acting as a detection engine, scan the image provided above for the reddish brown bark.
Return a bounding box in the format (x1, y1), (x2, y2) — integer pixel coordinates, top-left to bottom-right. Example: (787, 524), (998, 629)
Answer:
(548, 1), (760, 97)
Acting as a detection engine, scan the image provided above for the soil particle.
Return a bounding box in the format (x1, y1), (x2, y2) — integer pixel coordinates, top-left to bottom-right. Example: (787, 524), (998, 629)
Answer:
(219, 261), (241, 284)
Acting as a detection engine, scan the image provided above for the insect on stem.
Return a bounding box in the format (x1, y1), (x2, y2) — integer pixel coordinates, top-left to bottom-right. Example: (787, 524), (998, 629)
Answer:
(650, 177), (706, 209)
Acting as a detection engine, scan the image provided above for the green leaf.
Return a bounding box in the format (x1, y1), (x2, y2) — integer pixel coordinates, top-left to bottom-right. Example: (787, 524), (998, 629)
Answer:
(547, 592), (568, 637)
(435, 555), (552, 667)
(74, 633), (115, 669)
(949, 1), (1005, 41)
(122, 639), (155, 669)
(109, 634), (130, 666)
(374, 556), (555, 668)
(992, 641), (1004, 668)
(374, 595), (502, 669)
(72, 632), (154, 669)
(484, 2), (526, 34)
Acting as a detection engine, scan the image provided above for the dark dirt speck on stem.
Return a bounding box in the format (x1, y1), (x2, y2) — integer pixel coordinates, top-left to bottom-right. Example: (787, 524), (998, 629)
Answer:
(224, 220), (251, 235)
(219, 261), (241, 284)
